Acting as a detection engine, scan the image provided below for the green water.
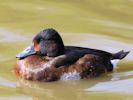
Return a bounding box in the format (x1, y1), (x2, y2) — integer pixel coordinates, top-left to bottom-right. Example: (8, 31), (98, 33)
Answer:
(0, 0), (133, 100)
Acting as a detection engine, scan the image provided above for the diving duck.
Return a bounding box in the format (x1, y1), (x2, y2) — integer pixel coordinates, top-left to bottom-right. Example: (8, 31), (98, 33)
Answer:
(14, 28), (129, 81)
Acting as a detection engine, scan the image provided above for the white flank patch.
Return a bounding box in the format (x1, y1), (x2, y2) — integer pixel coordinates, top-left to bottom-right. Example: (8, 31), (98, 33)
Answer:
(111, 59), (120, 68)
(60, 71), (81, 80)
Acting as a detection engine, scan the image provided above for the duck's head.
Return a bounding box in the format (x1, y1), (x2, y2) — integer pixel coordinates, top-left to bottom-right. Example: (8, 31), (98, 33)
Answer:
(16, 28), (65, 59)
(33, 28), (65, 57)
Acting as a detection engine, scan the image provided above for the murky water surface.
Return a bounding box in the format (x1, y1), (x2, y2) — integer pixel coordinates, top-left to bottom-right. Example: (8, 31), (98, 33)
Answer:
(0, 0), (133, 100)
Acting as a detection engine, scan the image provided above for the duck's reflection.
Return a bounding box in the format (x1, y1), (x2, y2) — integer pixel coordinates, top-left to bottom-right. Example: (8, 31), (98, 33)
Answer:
(16, 69), (133, 100)
(16, 75), (112, 100)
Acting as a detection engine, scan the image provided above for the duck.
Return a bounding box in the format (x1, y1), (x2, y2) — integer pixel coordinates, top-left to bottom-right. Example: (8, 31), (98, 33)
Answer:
(14, 28), (129, 81)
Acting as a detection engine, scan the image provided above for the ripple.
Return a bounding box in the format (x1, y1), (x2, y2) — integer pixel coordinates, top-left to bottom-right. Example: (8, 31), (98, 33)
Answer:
(0, 96), (32, 100)
(86, 78), (133, 93)
(0, 28), (28, 42)
(0, 77), (16, 88)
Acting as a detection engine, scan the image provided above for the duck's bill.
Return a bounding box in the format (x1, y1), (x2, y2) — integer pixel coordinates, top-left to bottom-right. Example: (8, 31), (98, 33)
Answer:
(16, 46), (36, 60)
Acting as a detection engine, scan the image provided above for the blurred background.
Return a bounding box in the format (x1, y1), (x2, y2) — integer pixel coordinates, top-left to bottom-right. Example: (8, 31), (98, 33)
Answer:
(0, 0), (133, 100)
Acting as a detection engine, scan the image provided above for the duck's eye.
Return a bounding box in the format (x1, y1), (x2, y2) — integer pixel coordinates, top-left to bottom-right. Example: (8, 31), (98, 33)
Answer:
(39, 38), (45, 42)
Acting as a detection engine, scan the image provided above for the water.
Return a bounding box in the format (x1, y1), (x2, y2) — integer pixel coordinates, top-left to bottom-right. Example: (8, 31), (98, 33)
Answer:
(0, 0), (133, 100)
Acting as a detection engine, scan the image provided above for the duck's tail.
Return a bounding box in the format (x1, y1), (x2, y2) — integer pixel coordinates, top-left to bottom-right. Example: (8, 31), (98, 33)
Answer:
(110, 50), (130, 68)
(111, 50), (130, 60)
